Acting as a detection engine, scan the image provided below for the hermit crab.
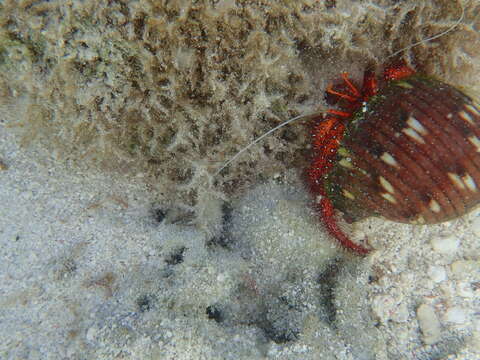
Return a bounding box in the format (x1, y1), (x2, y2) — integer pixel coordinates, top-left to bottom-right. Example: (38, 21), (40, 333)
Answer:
(214, 4), (474, 256)
(307, 62), (480, 255)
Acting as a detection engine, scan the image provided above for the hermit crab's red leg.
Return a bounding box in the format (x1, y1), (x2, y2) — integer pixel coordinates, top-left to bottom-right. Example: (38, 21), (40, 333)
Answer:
(308, 72), (371, 255)
(340, 72), (361, 97)
(317, 196), (370, 255)
(327, 109), (351, 118)
(308, 117), (342, 187)
(325, 72), (361, 102)
(361, 70), (378, 100)
(383, 63), (415, 82)
(307, 116), (370, 254)
(326, 86), (357, 102)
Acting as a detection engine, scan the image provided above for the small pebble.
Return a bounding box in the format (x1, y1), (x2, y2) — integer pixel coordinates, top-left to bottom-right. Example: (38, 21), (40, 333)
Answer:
(451, 260), (480, 277)
(431, 236), (460, 254)
(391, 302), (410, 323)
(86, 326), (98, 342)
(427, 265), (447, 283)
(444, 307), (467, 324)
(457, 281), (474, 298)
(471, 216), (480, 237)
(417, 304), (441, 345)
(372, 294), (396, 323)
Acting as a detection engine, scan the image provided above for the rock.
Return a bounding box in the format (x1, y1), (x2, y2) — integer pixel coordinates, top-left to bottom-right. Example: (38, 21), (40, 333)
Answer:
(430, 236), (460, 254)
(470, 216), (480, 237)
(417, 304), (442, 345)
(444, 307), (468, 324)
(427, 265), (447, 283)
(451, 260), (480, 277)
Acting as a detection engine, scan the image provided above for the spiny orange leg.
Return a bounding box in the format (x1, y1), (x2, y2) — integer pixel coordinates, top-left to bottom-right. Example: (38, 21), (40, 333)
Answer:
(327, 109), (351, 118)
(361, 70), (378, 100)
(384, 63), (415, 82)
(317, 196), (370, 255)
(307, 116), (370, 255)
(308, 117), (345, 180)
(308, 161), (370, 254)
(326, 86), (357, 102)
(326, 72), (361, 102)
(340, 72), (361, 97)
(308, 72), (373, 255)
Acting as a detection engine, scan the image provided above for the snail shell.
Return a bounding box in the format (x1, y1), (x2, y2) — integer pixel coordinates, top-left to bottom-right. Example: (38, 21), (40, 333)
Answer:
(324, 74), (480, 225)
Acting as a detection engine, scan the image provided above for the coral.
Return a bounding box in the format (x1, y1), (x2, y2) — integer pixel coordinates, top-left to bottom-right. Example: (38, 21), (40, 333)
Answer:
(1, 0), (479, 234)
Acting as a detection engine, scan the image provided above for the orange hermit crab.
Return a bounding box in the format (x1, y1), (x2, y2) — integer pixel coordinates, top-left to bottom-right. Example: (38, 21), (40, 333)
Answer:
(307, 62), (480, 255)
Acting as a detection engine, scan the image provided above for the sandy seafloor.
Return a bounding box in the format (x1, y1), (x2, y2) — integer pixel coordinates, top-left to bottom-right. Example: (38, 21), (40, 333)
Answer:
(1, 118), (480, 359)
(1, 0), (480, 359)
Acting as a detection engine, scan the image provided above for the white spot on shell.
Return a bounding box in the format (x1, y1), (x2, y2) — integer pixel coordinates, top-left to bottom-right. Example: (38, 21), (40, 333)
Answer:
(396, 81), (413, 89)
(380, 152), (399, 168)
(357, 167), (368, 176)
(337, 147), (350, 157)
(381, 192), (397, 204)
(465, 103), (480, 117)
(407, 116), (428, 135)
(429, 199), (441, 213)
(402, 127), (425, 144)
(468, 136), (480, 152)
(379, 176), (395, 194)
(448, 173), (465, 190)
(462, 174), (477, 192)
(459, 110), (475, 126)
(447, 172), (478, 192)
(342, 189), (355, 200)
(339, 158), (353, 169)
(411, 215), (425, 225)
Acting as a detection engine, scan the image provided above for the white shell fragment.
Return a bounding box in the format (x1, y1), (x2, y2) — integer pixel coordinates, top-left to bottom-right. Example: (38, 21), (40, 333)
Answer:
(470, 216), (480, 236)
(430, 236), (460, 254)
(444, 307), (468, 324)
(417, 304), (442, 345)
(427, 265), (447, 283)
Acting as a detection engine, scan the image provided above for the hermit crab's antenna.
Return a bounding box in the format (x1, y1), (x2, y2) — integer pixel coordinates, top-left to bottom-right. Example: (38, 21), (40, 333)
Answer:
(213, 112), (318, 176)
(386, 1), (464, 61)
(213, 1), (465, 178)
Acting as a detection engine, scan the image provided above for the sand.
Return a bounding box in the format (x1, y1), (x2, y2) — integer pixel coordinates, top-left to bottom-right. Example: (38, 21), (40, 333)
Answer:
(1, 124), (479, 359)
(1, 1), (479, 359)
